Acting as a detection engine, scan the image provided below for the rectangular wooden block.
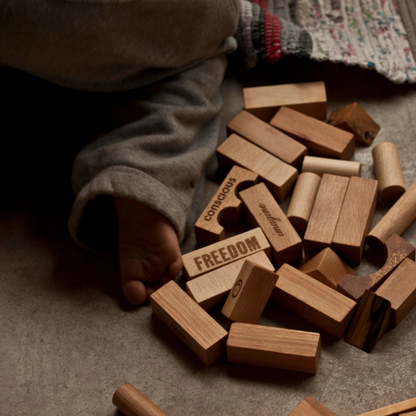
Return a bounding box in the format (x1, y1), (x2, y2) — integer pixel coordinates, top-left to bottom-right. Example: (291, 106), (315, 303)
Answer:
(401, 411), (416, 415)
(227, 323), (321, 374)
(150, 281), (228, 366)
(357, 397), (416, 416)
(182, 227), (271, 280)
(272, 264), (357, 338)
(239, 182), (302, 268)
(216, 134), (298, 203)
(186, 251), (274, 311)
(270, 106), (355, 160)
(304, 174), (350, 255)
(332, 176), (379, 265)
(226, 110), (307, 167)
(289, 396), (339, 416)
(243, 81), (327, 122)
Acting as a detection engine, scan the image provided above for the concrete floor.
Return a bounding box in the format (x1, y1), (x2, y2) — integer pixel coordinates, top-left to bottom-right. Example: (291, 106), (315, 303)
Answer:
(1, 57), (416, 416)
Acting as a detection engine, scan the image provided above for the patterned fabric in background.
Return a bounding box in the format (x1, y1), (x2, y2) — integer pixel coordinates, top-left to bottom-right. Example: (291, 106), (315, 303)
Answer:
(234, 0), (416, 83)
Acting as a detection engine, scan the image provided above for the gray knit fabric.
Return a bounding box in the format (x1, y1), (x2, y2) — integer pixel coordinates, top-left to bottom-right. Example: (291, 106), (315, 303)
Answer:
(398, 0), (416, 59)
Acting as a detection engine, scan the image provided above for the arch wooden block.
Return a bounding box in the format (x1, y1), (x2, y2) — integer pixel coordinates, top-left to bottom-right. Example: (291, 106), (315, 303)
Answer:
(194, 166), (258, 246)
(226, 323), (321, 374)
(216, 134), (298, 203)
(289, 396), (339, 416)
(302, 155), (361, 178)
(357, 398), (416, 416)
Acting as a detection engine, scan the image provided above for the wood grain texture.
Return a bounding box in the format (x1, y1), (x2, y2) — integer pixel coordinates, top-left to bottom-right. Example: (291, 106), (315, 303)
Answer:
(289, 396), (339, 416)
(150, 281), (228, 366)
(270, 106), (355, 160)
(195, 166), (258, 246)
(227, 323), (321, 374)
(357, 397), (416, 415)
(400, 412), (416, 415)
(217, 134), (298, 203)
(221, 260), (278, 323)
(240, 182), (303, 268)
(302, 155), (361, 177)
(272, 264), (357, 338)
(332, 177), (379, 265)
(226, 110), (307, 167)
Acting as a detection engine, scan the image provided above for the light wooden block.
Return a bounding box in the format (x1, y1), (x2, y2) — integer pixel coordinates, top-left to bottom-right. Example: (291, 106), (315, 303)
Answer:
(270, 106), (355, 160)
(243, 81), (327, 122)
(299, 248), (355, 290)
(150, 281), (228, 366)
(186, 251), (274, 311)
(195, 166), (258, 246)
(216, 134), (298, 203)
(226, 110), (307, 167)
(226, 323), (321, 374)
(239, 182), (302, 268)
(272, 264), (357, 338)
(302, 155), (361, 177)
(400, 412), (416, 416)
(332, 176), (379, 265)
(304, 174), (350, 255)
(289, 396), (339, 416)
(182, 227), (271, 280)
(357, 398), (416, 416)
(221, 260), (278, 324)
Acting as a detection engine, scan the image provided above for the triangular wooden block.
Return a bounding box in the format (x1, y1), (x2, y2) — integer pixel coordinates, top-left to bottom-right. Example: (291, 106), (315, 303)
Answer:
(289, 396), (338, 415)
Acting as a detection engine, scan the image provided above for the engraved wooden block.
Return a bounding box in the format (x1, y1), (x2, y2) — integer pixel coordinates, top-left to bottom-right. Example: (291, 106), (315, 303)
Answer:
(182, 227), (271, 280)
(239, 182), (303, 268)
(243, 81), (327, 122)
(217, 134), (298, 203)
(332, 177), (379, 265)
(226, 323), (321, 374)
(270, 106), (355, 160)
(226, 110), (307, 167)
(289, 396), (339, 416)
(186, 251), (274, 311)
(302, 155), (361, 178)
(150, 281), (228, 366)
(328, 102), (380, 146)
(304, 174), (350, 255)
(299, 248), (355, 290)
(221, 260), (278, 324)
(272, 264), (357, 338)
(195, 166), (258, 246)
(357, 398), (416, 416)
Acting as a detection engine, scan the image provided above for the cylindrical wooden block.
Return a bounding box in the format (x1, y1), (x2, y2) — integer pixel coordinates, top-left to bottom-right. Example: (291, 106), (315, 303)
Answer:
(372, 142), (405, 202)
(113, 383), (169, 416)
(287, 172), (321, 234)
(302, 155), (361, 177)
(367, 180), (416, 253)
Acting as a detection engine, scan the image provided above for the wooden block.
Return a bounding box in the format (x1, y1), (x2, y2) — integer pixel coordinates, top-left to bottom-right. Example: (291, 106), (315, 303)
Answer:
(150, 281), (228, 365)
(270, 106), (355, 160)
(113, 383), (169, 416)
(375, 258), (416, 327)
(304, 174), (350, 255)
(289, 396), (339, 416)
(299, 247), (355, 290)
(302, 155), (361, 177)
(182, 227), (271, 280)
(226, 110), (307, 167)
(344, 289), (392, 353)
(239, 182), (303, 268)
(372, 142), (406, 203)
(194, 166), (258, 246)
(217, 134), (298, 203)
(221, 260), (278, 323)
(186, 251), (274, 311)
(287, 172), (322, 235)
(272, 264), (357, 338)
(400, 412), (416, 416)
(243, 81), (327, 122)
(226, 323), (321, 374)
(328, 102), (380, 146)
(338, 234), (415, 302)
(332, 177), (379, 264)
(357, 398), (416, 416)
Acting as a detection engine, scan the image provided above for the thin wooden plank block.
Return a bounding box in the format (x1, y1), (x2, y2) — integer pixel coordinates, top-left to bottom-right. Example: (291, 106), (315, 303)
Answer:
(186, 251), (274, 311)
(289, 396), (339, 416)
(216, 134), (298, 203)
(243, 81), (327, 122)
(221, 260), (278, 323)
(400, 412), (416, 416)
(357, 397), (416, 416)
(195, 166), (258, 246)
(302, 155), (361, 177)
(272, 264), (357, 338)
(239, 182), (303, 268)
(226, 110), (307, 167)
(332, 177), (379, 265)
(150, 281), (228, 366)
(182, 227), (271, 280)
(304, 174), (350, 255)
(227, 323), (321, 374)
(270, 106), (355, 160)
